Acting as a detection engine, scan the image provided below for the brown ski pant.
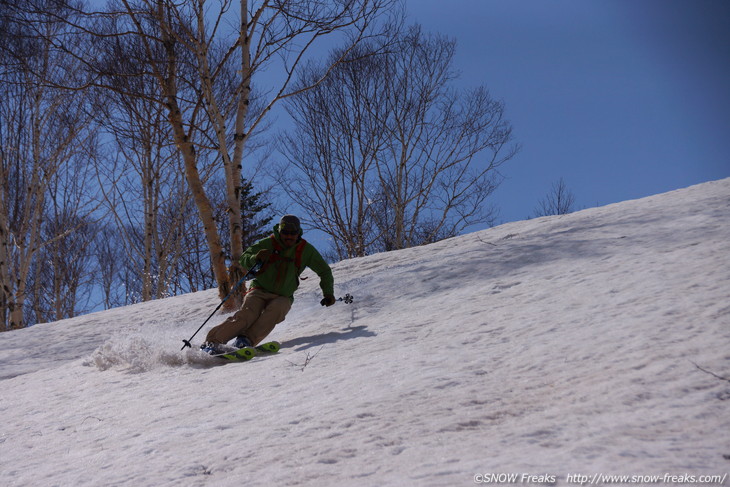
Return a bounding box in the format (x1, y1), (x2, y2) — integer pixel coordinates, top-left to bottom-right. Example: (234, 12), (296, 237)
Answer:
(204, 289), (292, 346)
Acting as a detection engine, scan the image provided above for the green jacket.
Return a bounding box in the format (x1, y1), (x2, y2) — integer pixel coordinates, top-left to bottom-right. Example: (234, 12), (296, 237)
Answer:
(239, 224), (334, 301)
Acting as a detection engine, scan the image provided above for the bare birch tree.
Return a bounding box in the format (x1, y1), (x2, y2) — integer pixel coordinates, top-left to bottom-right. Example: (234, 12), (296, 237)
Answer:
(94, 75), (193, 303)
(281, 25), (519, 259)
(532, 177), (576, 217)
(280, 43), (388, 258)
(375, 26), (518, 250)
(0, 1), (98, 329)
(75, 0), (399, 305)
(26, 153), (100, 323)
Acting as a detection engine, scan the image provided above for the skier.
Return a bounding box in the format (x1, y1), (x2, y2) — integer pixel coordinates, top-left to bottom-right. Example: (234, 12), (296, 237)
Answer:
(200, 215), (335, 355)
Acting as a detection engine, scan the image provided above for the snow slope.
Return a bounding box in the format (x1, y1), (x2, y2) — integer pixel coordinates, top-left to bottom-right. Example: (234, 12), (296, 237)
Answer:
(1, 179), (729, 487)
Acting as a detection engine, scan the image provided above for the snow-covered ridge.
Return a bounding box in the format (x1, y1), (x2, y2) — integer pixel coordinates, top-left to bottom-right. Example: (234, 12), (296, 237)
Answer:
(1, 178), (729, 486)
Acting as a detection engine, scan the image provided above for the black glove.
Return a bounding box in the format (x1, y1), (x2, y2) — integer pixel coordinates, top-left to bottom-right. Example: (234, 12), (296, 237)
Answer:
(320, 294), (336, 307)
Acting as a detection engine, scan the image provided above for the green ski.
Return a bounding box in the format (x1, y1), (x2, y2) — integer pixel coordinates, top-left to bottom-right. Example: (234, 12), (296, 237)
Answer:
(215, 341), (281, 362)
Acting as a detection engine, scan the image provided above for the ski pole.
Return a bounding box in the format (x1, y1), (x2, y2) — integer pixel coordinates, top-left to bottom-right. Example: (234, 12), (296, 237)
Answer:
(180, 260), (263, 351)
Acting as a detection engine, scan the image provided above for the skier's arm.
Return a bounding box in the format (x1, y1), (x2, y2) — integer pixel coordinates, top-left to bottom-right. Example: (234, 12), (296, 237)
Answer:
(305, 245), (334, 297)
(238, 238), (271, 270)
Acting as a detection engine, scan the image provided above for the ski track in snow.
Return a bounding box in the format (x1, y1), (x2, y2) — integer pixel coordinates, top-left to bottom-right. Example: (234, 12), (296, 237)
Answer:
(1, 179), (729, 486)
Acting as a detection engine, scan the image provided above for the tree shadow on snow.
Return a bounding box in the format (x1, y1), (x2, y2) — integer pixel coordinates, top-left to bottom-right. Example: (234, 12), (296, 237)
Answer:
(280, 325), (376, 351)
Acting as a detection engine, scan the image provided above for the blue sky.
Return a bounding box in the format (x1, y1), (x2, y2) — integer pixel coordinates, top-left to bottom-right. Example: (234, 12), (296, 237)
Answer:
(83, 0), (729, 237)
(405, 0), (730, 223)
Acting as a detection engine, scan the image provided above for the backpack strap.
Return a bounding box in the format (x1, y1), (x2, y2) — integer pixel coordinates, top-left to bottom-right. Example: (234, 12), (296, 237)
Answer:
(293, 238), (307, 271)
(263, 235), (307, 273)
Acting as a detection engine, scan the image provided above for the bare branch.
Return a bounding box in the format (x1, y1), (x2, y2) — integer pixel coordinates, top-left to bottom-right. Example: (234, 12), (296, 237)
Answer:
(691, 361), (730, 384)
